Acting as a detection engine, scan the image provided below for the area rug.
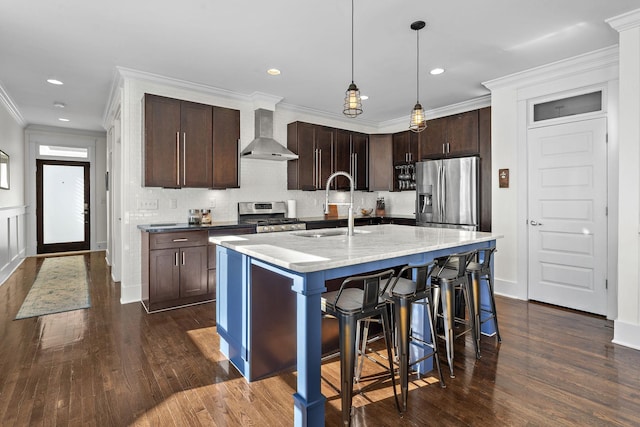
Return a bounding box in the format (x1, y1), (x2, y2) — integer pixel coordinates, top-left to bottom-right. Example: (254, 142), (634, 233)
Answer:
(15, 255), (91, 320)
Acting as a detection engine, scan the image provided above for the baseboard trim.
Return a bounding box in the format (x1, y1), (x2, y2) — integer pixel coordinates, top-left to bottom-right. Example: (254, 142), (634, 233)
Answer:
(612, 320), (640, 351)
(494, 278), (527, 300)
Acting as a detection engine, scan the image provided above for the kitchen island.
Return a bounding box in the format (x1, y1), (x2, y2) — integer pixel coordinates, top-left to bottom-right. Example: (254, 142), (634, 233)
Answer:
(211, 224), (502, 427)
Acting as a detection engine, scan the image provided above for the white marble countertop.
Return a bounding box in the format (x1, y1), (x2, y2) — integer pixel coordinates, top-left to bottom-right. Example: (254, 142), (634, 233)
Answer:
(210, 224), (503, 273)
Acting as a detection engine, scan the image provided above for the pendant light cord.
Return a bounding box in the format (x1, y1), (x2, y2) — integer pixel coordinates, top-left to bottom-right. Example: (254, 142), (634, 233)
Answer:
(351, 0), (355, 84)
(416, 27), (420, 103)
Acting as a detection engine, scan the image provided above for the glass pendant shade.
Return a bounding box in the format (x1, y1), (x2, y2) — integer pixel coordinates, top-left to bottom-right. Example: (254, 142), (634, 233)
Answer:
(344, 82), (363, 117)
(410, 102), (426, 132)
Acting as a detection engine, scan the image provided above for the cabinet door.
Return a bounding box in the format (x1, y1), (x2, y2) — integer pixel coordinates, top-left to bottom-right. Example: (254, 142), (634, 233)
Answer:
(334, 130), (352, 190)
(447, 110), (479, 156)
(288, 122), (316, 190)
(180, 246), (208, 298)
(392, 131), (410, 165)
(149, 248), (180, 302)
(369, 134), (393, 191)
(143, 94), (181, 188)
(315, 125), (335, 190)
(180, 101), (213, 188)
(421, 117), (447, 159)
(212, 106), (240, 189)
(352, 132), (368, 190)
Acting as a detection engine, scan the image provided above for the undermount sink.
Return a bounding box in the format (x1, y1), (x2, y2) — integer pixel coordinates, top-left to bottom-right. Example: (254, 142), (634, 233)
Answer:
(292, 228), (371, 238)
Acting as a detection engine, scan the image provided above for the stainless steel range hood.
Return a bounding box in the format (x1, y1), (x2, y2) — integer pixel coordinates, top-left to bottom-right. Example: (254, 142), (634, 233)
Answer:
(241, 109), (298, 161)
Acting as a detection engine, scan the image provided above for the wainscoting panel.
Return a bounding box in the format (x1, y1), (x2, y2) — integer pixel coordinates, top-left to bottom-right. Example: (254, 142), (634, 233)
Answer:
(0, 206), (26, 286)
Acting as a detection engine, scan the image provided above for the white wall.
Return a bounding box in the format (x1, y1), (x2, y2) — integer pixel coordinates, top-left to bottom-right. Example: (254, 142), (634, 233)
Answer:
(609, 10), (640, 350)
(0, 89), (26, 285)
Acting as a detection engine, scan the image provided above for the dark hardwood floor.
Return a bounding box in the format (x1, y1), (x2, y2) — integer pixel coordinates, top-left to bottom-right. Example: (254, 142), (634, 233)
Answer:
(1, 251), (640, 426)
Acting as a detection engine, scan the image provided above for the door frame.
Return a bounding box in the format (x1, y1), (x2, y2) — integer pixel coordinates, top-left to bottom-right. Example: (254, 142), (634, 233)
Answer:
(515, 82), (618, 319)
(36, 159), (91, 254)
(24, 127), (104, 257)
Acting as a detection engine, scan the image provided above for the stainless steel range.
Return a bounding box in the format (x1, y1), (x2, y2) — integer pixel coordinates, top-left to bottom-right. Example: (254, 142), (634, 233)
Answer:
(238, 201), (306, 233)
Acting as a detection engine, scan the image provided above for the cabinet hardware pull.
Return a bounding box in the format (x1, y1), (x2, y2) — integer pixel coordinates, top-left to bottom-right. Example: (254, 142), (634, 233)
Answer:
(447, 142), (450, 154)
(176, 132), (180, 186)
(175, 252), (179, 266)
(172, 238), (189, 242)
(182, 252), (185, 265)
(183, 132), (187, 185)
(318, 149), (322, 189)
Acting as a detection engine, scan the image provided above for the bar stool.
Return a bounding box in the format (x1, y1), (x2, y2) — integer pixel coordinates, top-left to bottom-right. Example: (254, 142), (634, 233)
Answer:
(466, 247), (501, 343)
(385, 261), (445, 412)
(321, 269), (400, 426)
(431, 251), (480, 378)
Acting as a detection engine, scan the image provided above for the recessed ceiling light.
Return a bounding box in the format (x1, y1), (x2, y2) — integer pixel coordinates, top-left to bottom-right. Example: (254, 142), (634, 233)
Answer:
(360, 95), (369, 100)
(58, 118), (70, 122)
(267, 68), (281, 76)
(430, 68), (445, 75)
(53, 102), (66, 108)
(47, 78), (64, 85)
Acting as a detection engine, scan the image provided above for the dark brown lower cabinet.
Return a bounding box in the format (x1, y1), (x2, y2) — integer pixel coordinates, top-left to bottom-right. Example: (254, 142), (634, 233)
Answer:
(142, 230), (211, 312)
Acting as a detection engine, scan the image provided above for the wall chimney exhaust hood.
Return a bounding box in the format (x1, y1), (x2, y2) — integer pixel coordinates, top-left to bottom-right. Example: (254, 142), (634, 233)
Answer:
(241, 109), (298, 161)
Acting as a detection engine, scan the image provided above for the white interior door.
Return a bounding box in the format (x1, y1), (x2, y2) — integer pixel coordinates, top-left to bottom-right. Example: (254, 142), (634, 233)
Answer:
(527, 118), (607, 315)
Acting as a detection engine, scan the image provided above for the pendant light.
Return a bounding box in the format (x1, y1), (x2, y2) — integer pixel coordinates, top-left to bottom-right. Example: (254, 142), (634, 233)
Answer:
(409, 20), (427, 132)
(343, 0), (362, 117)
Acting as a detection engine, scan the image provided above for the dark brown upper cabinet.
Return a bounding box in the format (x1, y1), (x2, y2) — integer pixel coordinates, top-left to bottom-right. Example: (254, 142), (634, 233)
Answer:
(335, 130), (368, 191)
(392, 130), (420, 165)
(212, 106), (240, 189)
(420, 110), (479, 159)
(143, 94), (213, 188)
(287, 122), (335, 191)
(143, 94), (239, 189)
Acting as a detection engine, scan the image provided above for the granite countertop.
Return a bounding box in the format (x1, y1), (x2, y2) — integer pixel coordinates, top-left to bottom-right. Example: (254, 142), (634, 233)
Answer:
(138, 214), (416, 233)
(210, 224), (502, 273)
(137, 221), (252, 232)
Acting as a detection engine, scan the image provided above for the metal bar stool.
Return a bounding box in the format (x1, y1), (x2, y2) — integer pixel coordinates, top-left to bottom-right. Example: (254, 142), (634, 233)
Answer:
(466, 247), (501, 343)
(386, 261), (445, 412)
(431, 251), (480, 378)
(321, 269), (400, 426)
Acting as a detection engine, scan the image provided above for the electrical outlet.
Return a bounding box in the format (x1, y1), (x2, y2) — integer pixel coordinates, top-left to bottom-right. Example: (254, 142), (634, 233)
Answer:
(169, 199), (177, 209)
(209, 198), (216, 208)
(137, 199), (158, 210)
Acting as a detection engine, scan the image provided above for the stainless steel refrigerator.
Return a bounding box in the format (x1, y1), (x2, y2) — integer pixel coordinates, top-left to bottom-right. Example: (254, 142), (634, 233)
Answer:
(415, 156), (479, 230)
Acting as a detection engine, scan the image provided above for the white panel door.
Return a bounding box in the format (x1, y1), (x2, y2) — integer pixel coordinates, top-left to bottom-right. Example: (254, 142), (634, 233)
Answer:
(527, 118), (607, 315)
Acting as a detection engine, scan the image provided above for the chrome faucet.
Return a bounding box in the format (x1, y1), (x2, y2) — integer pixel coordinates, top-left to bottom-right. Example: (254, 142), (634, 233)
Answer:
(325, 171), (355, 236)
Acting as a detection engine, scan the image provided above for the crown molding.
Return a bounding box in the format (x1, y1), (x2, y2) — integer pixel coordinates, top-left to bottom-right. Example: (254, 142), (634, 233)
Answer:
(377, 95), (491, 132)
(115, 66), (253, 103)
(606, 8), (640, 32)
(483, 45), (619, 92)
(0, 83), (26, 127)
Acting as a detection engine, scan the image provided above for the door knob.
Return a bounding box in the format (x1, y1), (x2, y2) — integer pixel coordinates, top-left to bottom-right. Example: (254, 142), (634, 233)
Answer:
(530, 220), (543, 226)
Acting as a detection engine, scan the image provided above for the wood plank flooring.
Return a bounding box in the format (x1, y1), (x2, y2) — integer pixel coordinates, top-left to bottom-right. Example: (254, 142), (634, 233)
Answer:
(1, 251), (640, 426)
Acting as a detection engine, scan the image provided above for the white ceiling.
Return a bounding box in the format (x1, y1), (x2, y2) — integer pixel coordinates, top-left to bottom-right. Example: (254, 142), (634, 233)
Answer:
(1, 0), (639, 132)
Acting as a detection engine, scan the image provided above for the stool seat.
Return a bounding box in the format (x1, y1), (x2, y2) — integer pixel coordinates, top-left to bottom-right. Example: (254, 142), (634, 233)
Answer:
(322, 288), (381, 313)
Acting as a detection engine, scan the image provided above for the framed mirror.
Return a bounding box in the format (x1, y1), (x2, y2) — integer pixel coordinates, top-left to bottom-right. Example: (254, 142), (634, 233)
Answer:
(0, 150), (9, 190)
